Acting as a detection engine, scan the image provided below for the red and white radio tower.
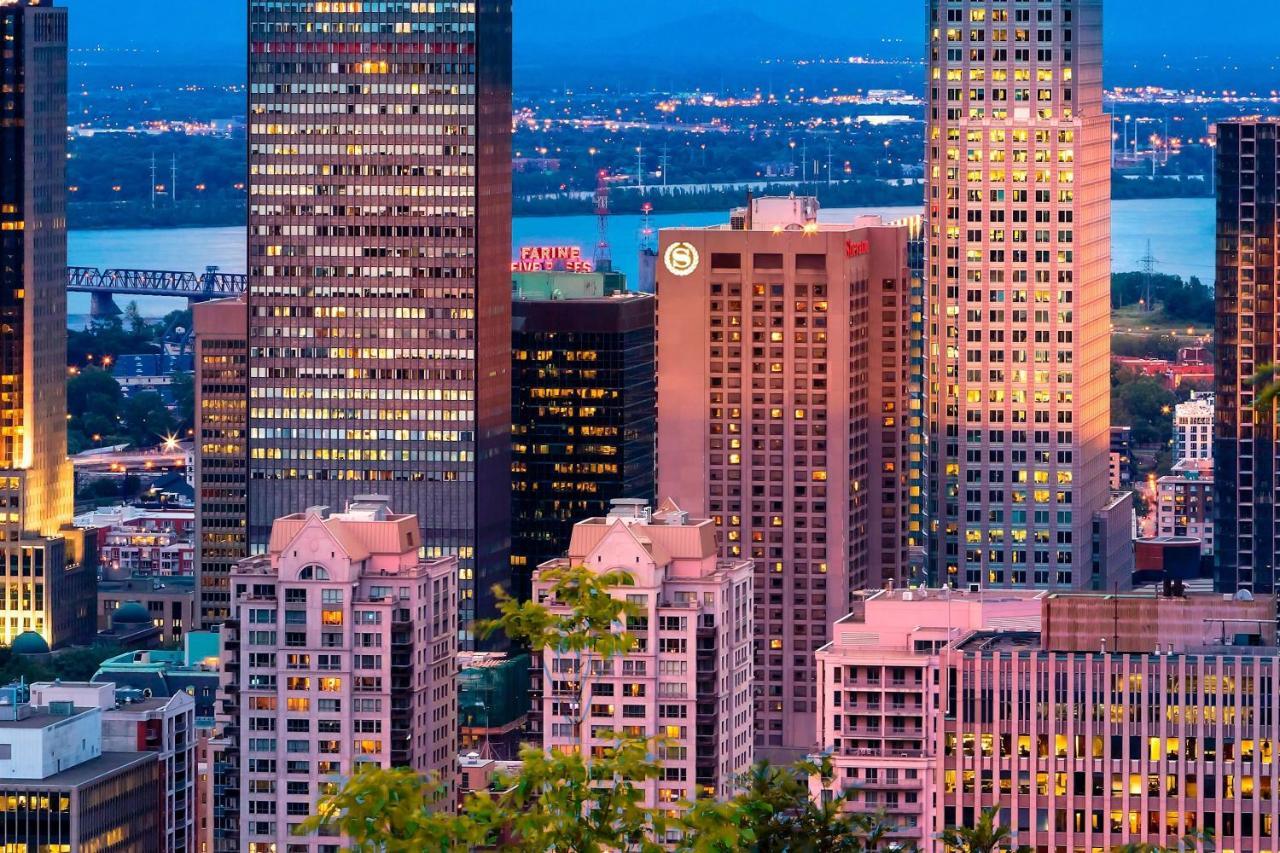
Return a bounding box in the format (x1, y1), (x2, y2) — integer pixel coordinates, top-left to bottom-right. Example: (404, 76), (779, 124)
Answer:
(594, 169), (612, 272)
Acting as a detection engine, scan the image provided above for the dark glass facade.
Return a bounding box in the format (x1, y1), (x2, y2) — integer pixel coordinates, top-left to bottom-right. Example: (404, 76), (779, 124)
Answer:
(246, 1), (513, 636)
(193, 297), (248, 626)
(1215, 119), (1278, 595)
(510, 282), (655, 597)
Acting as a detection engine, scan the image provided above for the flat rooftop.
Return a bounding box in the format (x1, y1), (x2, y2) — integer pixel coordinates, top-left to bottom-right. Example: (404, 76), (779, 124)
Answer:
(956, 631), (1043, 653)
(0, 707), (95, 729)
(0, 752), (154, 790)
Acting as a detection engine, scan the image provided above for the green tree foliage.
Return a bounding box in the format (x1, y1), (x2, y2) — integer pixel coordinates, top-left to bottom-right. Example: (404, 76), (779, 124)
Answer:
(0, 643), (126, 685)
(122, 391), (176, 448)
(303, 567), (918, 851)
(1112, 272), (1213, 323)
(938, 808), (1030, 853)
(1111, 369), (1177, 445)
(67, 316), (157, 367)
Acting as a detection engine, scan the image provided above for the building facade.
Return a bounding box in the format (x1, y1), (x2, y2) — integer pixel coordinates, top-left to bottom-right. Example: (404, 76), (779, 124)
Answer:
(1173, 392), (1214, 463)
(657, 197), (913, 757)
(223, 497), (457, 852)
(1156, 458), (1213, 557)
(815, 589), (1280, 850)
(533, 500), (754, 818)
(0, 0), (95, 649)
(511, 272), (656, 598)
(246, 0), (514, 638)
(30, 681), (198, 853)
(1215, 118), (1279, 595)
(193, 297), (248, 627)
(0, 682), (163, 851)
(926, 0), (1113, 591)
(813, 588), (1045, 847)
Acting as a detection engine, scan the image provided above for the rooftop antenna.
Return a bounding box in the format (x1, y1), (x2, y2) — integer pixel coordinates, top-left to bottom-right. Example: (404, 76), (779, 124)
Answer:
(635, 145), (645, 195)
(594, 169), (612, 272)
(639, 201), (656, 254)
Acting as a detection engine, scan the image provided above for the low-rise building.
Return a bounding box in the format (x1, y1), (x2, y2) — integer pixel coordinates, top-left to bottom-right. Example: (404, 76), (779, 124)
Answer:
(0, 681), (163, 851)
(97, 575), (197, 646)
(459, 651), (532, 760)
(30, 681), (198, 853)
(1173, 392), (1214, 463)
(1156, 458), (1214, 556)
(533, 499), (754, 824)
(815, 588), (1280, 850)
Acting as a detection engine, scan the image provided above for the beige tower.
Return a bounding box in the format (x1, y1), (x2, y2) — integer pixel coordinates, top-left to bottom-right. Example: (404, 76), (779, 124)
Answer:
(926, 0), (1113, 590)
(0, 0), (92, 649)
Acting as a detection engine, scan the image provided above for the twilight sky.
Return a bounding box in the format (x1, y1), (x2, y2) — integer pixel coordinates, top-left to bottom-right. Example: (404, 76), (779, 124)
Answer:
(60, 1), (1280, 67)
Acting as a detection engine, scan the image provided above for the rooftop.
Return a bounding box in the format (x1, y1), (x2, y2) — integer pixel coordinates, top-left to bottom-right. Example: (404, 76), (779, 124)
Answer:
(2, 752), (155, 789)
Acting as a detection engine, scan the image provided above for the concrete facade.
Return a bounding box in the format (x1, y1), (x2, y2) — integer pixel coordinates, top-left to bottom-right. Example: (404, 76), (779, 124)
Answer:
(533, 500), (754, 820)
(926, 0), (1113, 591)
(657, 197), (914, 757)
(223, 497), (458, 852)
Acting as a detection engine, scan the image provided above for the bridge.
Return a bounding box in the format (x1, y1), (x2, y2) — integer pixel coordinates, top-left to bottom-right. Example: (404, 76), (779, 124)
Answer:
(68, 266), (247, 317)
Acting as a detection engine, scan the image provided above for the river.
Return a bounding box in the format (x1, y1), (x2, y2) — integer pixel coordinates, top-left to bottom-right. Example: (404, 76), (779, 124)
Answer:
(68, 197), (1214, 318)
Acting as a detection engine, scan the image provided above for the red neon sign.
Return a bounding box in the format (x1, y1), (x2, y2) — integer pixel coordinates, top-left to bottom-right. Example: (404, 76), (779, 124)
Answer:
(845, 240), (871, 258)
(512, 245), (594, 273)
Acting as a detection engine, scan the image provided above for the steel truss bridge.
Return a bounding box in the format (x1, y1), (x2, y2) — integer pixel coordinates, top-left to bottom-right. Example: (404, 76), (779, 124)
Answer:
(68, 266), (247, 302)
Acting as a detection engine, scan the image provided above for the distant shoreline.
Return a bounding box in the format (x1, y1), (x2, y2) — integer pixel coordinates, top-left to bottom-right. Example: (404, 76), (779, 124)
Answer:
(67, 177), (1212, 230)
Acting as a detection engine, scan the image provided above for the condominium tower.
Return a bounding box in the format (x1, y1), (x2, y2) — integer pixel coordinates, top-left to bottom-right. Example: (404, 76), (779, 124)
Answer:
(532, 499), (754, 815)
(0, 0), (95, 648)
(657, 197), (914, 758)
(223, 497), (458, 852)
(1214, 118), (1280, 596)
(926, 0), (1113, 590)
(247, 0), (514, 636)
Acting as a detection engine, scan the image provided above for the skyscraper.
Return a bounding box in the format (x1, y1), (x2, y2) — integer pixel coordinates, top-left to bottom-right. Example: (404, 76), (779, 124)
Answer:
(247, 0), (513, 637)
(193, 297), (247, 626)
(0, 0), (94, 648)
(656, 197), (914, 758)
(1215, 118), (1279, 595)
(926, 0), (1114, 591)
(510, 271), (656, 598)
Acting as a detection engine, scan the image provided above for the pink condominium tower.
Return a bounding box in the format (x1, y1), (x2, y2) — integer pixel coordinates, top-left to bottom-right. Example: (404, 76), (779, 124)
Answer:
(926, 0), (1113, 590)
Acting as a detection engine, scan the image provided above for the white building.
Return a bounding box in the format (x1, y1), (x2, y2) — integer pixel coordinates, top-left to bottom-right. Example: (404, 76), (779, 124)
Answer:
(31, 681), (198, 853)
(1173, 392), (1214, 463)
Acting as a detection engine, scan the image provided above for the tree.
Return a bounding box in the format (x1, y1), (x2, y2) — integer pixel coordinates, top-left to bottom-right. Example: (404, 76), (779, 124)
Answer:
(171, 371), (195, 433)
(122, 390), (175, 448)
(938, 808), (1030, 853)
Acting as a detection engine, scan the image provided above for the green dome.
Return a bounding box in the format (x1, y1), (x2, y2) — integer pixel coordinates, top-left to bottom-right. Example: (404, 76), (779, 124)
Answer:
(112, 602), (153, 626)
(10, 631), (50, 655)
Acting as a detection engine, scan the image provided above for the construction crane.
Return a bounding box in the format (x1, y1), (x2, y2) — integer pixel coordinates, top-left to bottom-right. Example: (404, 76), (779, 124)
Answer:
(594, 169), (612, 272)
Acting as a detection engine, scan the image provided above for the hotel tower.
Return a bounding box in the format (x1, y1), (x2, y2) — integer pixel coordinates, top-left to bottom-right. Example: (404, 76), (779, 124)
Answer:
(926, 0), (1113, 590)
(0, 0), (94, 648)
(246, 1), (513, 636)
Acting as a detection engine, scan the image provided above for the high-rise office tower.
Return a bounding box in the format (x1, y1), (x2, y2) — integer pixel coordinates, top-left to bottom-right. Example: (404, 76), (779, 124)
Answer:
(0, 0), (94, 648)
(247, 0), (513, 637)
(1215, 119), (1279, 595)
(926, 0), (1114, 591)
(193, 297), (247, 626)
(510, 271), (656, 598)
(657, 197), (913, 759)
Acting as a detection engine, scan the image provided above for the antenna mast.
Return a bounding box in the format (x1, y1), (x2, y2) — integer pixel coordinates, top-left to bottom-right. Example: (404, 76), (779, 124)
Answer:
(594, 169), (612, 272)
